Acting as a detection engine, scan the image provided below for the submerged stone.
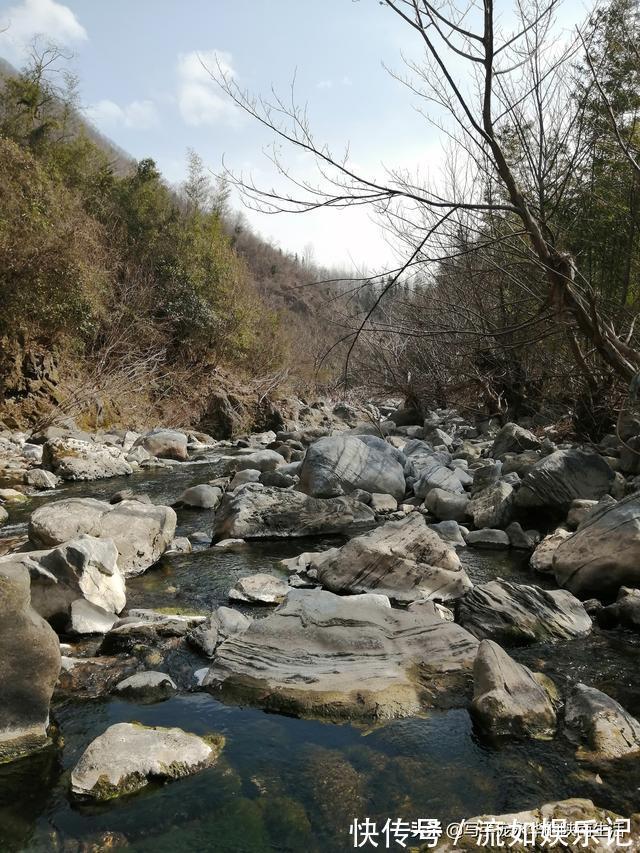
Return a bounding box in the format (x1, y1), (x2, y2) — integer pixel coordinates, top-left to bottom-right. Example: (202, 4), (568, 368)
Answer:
(70, 723), (223, 800)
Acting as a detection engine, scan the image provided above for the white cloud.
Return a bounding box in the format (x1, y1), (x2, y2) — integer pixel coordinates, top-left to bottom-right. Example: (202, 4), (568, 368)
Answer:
(316, 79), (333, 90)
(85, 98), (159, 130)
(176, 49), (241, 127)
(0, 0), (87, 59)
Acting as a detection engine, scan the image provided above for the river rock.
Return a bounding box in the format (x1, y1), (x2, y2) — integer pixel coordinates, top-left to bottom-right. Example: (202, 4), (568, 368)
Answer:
(229, 573), (289, 605)
(505, 521), (536, 550)
(1, 534), (126, 630)
(490, 422), (541, 459)
(566, 498), (599, 528)
(0, 561), (61, 762)
(613, 587), (640, 631)
(0, 506), (7, 526)
(564, 683), (640, 759)
(465, 528), (510, 549)
(70, 599), (119, 634)
(70, 723), (224, 800)
(229, 469), (261, 489)
(113, 671), (177, 702)
(213, 484), (374, 540)
(231, 449), (285, 473)
(24, 468), (58, 490)
(468, 482), (514, 529)
(99, 611), (206, 654)
(515, 450), (615, 512)
(187, 606), (252, 657)
(413, 459), (464, 498)
(429, 520), (467, 548)
(457, 580), (592, 644)
(204, 588), (479, 720)
(425, 487), (470, 522)
(530, 528), (573, 573)
(29, 498), (176, 577)
(176, 484), (223, 509)
(43, 437), (133, 481)
(470, 640), (556, 738)
(299, 435), (406, 501)
(313, 513), (471, 603)
(553, 493), (640, 600)
(134, 429), (188, 461)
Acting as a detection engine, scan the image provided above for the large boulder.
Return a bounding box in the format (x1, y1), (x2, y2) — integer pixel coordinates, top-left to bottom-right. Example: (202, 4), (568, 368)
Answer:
(313, 513), (472, 603)
(470, 639), (556, 738)
(204, 588), (478, 720)
(564, 683), (640, 759)
(29, 498), (176, 577)
(0, 561), (61, 762)
(2, 535), (126, 629)
(457, 580), (592, 644)
(490, 422), (541, 459)
(70, 723), (224, 800)
(134, 429), (188, 461)
(299, 435), (406, 501)
(515, 450), (615, 512)
(553, 493), (640, 600)
(468, 482), (514, 529)
(213, 484), (374, 540)
(43, 436), (133, 481)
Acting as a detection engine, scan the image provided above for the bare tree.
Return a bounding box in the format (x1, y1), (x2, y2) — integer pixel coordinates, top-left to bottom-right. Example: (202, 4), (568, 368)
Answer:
(206, 0), (640, 387)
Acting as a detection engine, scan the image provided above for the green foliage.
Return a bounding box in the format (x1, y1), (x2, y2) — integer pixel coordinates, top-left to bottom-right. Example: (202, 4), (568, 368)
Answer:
(0, 136), (106, 341)
(0, 47), (291, 416)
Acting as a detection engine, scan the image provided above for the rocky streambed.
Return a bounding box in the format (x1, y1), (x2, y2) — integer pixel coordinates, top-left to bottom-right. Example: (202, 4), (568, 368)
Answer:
(1, 404), (640, 851)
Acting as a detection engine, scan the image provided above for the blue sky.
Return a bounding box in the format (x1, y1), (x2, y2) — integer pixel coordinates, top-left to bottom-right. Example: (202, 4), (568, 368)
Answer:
(0, 0), (591, 271)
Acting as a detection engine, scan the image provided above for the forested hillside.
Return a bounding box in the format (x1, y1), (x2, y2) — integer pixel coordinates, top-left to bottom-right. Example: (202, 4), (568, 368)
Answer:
(0, 48), (348, 432)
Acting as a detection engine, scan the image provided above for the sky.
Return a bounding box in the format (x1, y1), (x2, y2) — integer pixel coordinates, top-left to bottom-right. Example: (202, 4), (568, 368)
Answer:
(0, 0), (592, 273)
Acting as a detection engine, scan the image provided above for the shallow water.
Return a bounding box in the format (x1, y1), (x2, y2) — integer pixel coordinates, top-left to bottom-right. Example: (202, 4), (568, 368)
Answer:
(2, 461), (640, 851)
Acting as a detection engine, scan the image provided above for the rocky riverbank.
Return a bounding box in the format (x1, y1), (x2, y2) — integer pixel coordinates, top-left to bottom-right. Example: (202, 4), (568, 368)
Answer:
(1, 398), (640, 848)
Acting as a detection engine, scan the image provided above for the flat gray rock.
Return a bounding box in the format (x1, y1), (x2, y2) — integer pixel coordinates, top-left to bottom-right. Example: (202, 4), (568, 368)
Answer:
(204, 588), (479, 720)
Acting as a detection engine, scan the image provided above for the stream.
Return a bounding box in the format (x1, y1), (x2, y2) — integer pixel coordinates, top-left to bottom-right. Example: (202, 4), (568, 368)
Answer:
(2, 456), (640, 852)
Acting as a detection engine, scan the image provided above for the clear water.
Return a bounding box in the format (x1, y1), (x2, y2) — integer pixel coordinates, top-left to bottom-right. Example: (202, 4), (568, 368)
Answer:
(2, 461), (640, 852)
